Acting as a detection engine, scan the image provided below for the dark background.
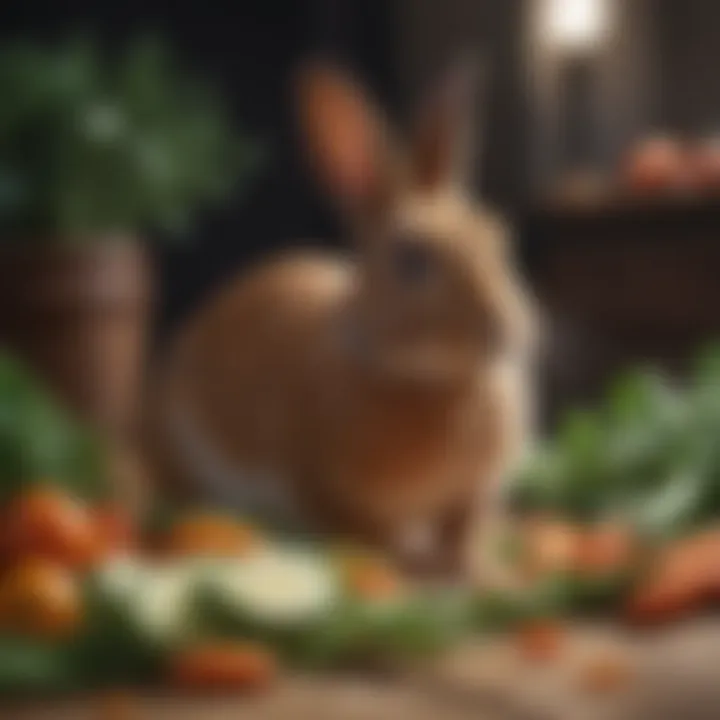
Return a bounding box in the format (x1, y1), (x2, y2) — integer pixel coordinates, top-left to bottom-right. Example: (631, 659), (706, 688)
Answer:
(2, 0), (720, 340)
(0, 0), (401, 337)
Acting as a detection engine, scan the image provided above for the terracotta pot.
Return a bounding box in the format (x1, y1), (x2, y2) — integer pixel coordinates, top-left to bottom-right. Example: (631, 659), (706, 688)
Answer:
(0, 240), (152, 438)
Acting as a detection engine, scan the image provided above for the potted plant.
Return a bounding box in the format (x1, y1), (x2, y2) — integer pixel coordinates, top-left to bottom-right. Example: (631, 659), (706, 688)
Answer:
(0, 35), (257, 438)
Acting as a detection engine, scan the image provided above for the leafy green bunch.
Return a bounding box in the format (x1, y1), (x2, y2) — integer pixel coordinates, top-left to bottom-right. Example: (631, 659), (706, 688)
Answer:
(512, 343), (720, 539)
(0, 34), (258, 239)
(0, 352), (108, 502)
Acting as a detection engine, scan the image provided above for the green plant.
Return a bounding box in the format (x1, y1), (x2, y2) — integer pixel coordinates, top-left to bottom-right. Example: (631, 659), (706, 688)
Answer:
(0, 351), (109, 501)
(0, 34), (259, 239)
(511, 343), (720, 539)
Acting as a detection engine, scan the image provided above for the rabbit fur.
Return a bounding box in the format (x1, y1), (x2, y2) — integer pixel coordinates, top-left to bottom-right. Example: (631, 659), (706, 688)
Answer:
(147, 58), (538, 581)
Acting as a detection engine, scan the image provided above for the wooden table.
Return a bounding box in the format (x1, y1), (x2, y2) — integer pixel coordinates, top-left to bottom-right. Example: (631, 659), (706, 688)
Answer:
(6, 620), (720, 720)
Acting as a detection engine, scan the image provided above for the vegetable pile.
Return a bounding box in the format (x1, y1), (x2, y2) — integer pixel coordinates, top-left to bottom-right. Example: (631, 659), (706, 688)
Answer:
(508, 342), (720, 626)
(0, 352), (477, 695)
(512, 344), (720, 538)
(4, 345), (720, 698)
(0, 503), (475, 695)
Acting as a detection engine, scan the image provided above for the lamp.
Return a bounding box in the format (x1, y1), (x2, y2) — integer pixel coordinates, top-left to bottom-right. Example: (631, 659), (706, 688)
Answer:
(540, 0), (611, 55)
(533, 0), (614, 196)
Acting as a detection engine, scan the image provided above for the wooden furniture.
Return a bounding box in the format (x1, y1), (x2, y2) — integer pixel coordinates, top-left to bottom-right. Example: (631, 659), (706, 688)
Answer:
(6, 621), (720, 720)
(522, 195), (720, 424)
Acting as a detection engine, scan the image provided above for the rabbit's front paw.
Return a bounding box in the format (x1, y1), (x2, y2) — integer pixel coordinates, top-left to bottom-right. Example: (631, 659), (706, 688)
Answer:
(471, 552), (524, 593)
(391, 522), (452, 580)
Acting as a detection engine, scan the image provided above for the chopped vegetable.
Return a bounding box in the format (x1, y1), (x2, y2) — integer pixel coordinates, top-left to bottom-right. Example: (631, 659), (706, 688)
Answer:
(93, 557), (149, 600)
(515, 621), (565, 663)
(162, 514), (257, 558)
(576, 524), (637, 577)
(167, 642), (276, 693)
(93, 558), (202, 648)
(0, 558), (82, 638)
(335, 550), (406, 600)
(203, 547), (339, 630)
(0, 635), (78, 694)
(510, 519), (638, 618)
(93, 504), (137, 558)
(2, 486), (100, 569)
(520, 518), (581, 576)
(625, 529), (720, 625)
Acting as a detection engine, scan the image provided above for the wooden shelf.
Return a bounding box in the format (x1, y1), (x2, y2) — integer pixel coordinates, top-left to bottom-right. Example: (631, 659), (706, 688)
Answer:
(522, 190), (720, 423)
(527, 193), (720, 235)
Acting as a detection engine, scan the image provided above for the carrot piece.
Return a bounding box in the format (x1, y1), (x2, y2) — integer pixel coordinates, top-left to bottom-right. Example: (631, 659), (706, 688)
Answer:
(167, 642), (277, 694)
(515, 621), (565, 663)
(163, 515), (258, 558)
(625, 530), (720, 625)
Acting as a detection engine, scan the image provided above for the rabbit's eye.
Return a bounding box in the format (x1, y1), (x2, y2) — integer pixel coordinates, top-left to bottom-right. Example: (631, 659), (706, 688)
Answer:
(391, 236), (434, 285)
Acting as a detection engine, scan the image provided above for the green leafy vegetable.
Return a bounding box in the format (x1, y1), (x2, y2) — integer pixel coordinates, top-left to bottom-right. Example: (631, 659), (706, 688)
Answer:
(512, 343), (720, 539)
(0, 352), (109, 502)
(0, 636), (79, 696)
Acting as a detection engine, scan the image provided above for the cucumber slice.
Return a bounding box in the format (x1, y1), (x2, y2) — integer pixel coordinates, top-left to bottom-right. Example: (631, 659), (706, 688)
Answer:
(92, 558), (204, 649)
(132, 566), (201, 645)
(202, 546), (340, 629)
(94, 557), (148, 599)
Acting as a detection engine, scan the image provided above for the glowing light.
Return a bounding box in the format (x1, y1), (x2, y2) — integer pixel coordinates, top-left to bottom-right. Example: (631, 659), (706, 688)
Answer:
(539, 0), (611, 52)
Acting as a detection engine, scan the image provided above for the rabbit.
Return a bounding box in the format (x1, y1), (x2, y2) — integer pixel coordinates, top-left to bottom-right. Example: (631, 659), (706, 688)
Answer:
(146, 57), (538, 582)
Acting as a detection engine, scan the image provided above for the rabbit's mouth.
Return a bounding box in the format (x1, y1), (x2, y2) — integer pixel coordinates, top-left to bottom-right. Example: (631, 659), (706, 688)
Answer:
(377, 341), (481, 384)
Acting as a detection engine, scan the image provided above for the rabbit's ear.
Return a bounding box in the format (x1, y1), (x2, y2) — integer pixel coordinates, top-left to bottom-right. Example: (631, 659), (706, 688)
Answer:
(409, 54), (483, 191)
(295, 62), (398, 217)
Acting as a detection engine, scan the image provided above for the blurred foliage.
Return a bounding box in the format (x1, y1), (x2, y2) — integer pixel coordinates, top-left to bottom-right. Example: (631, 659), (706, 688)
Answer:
(0, 352), (108, 501)
(512, 342), (720, 539)
(0, 635), (79, 696)
(0, 34), (260, 240)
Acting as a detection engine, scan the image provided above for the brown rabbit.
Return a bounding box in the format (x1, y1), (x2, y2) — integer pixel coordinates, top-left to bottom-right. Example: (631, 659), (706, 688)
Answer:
(147, 58), (537, 580)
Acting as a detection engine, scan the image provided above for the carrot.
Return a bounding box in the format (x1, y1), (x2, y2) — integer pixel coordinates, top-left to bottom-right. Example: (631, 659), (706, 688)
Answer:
(515, 621), (565, 663)
(93, 505), (137, 557)
(167, 642), (277, 693)
(0, 557), (83, 638)
(2, 486), (99, 570)
(522, 518), (580, 577)
(576, 524), (636, 577)
(344, 558), (405, 600)
(163, 514), (258, 558)
(625, 529), (720, 625)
